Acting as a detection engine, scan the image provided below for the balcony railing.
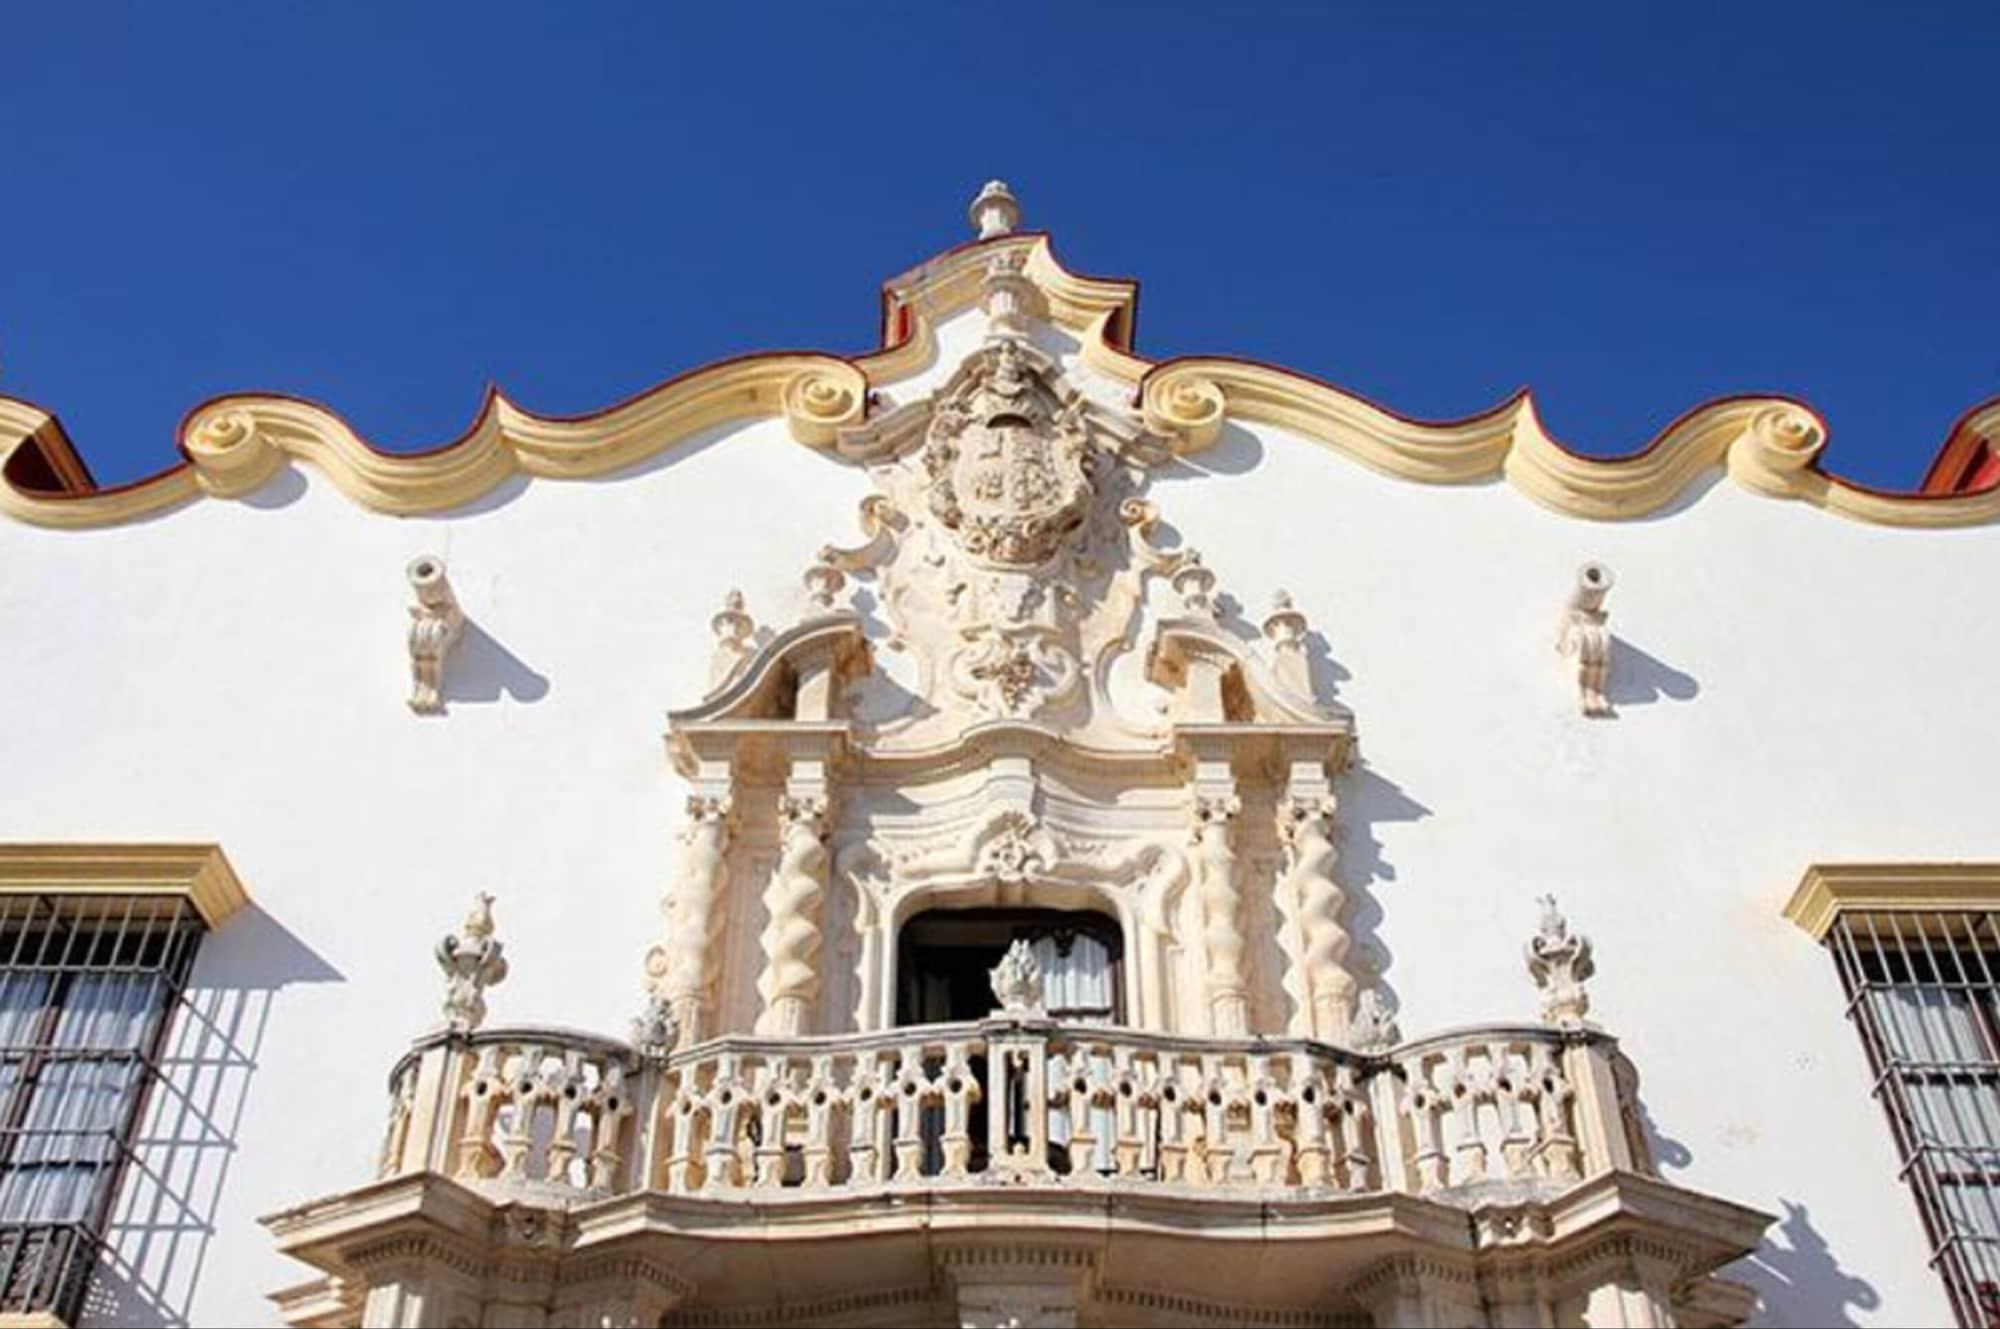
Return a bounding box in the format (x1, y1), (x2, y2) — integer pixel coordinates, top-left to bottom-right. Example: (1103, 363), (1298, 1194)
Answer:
(376, 1016), (1652, 1208)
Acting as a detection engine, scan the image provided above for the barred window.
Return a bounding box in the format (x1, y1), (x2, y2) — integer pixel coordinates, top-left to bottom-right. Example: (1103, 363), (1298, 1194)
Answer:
(1828, 911), (2000, 1328)
(0, 894), (204, 1324)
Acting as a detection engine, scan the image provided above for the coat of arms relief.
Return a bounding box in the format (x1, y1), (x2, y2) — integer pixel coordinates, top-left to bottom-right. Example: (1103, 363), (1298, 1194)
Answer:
(825, 319), (1183, 744)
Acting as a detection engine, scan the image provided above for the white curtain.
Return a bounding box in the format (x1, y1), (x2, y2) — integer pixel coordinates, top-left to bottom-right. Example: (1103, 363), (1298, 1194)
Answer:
(0, 971), (159, 1225)
(1872, 985), (2000, 1286)
(1030, 933), (1114, 1020)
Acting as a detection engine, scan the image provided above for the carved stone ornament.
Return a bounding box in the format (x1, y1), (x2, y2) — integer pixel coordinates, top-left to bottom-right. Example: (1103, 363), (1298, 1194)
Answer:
(1348, 988), (1402, 1052)
(406, 556), (464, 714)
(436, 893), (508, 1032)
(967, 178), (1022, 238)
(629, 989), (680, 1061)
(707, 589), (755, 692)
(1525, 894), (1595, 1027)
(989, 938), (1043, 1014)
(1556, 562), (1614, 717)
(924, 338), (1094, 569)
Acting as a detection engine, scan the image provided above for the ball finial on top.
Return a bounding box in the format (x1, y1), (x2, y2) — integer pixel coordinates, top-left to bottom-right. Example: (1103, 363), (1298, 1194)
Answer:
(968, 180), (1022, 238)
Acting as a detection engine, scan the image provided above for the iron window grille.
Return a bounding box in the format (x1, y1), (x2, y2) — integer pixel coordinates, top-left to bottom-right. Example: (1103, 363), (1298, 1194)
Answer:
(1828, 910), (2000, 1328)
(0, 893), (204, 1324)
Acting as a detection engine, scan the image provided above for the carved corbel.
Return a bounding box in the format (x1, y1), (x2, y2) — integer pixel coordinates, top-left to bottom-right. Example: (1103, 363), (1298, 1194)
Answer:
(1556, 562), (1614, 717)
(406, 556), (464, 714)
(646, 790), (736, 1047)
(1526, 894), (1595, 1027)
(755, 789), (831, 1037)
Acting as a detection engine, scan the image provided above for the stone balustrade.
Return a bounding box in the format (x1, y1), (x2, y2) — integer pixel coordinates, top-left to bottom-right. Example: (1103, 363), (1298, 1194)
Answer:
(375, 1017), (1653, 1210)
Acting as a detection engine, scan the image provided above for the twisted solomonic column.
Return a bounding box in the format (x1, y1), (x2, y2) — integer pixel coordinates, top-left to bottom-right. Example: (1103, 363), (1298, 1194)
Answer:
(1280, 794), (1357, 1043)
(645, 794), (733, 1047)
(1192, 792), (1249, 1036)
(755, 793), (830, 1037)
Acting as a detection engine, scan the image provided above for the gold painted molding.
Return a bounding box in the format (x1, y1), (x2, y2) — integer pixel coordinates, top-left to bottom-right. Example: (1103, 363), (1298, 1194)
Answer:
(4, 225), (1996, 528)
(0, 843), (250, 928)
(1782, 862), (2000, 940)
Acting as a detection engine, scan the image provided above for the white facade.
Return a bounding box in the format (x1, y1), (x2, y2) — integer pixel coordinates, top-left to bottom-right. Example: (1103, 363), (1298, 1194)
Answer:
(0, 189), (1995, 1327)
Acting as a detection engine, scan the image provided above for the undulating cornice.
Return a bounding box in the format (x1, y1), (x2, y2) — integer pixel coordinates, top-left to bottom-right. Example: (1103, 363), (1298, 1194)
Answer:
(3, 224), (1995, 529)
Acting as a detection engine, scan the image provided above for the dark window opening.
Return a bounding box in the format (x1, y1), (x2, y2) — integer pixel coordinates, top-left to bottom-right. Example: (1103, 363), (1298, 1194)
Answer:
(0, 894), (203, 1325)
(895, 908), (1122, 1026)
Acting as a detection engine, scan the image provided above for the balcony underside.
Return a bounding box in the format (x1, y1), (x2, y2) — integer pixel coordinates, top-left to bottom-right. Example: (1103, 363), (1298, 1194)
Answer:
(266, 1168), (1769, 1328)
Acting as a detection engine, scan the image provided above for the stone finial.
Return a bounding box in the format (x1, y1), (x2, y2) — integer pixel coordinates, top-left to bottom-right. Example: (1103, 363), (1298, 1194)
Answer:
(707, 589), (756, 690)
(1348, 988), (1401, 1052)
(1556, 562), (1614, 717)
(630, 988), (680, 1060)
(1525, 894), (1595, 1027)
(406, 556), (465, 714)
(802, 555), (848, 612)
(1262, 590), (1312, 696)
(979, 250), (1036, 340)
(989, 938), (1044, 1015)
(1171, 550), (1218, 618)
(968, 179), (1022, 238)
(436, 893), (508, 1032)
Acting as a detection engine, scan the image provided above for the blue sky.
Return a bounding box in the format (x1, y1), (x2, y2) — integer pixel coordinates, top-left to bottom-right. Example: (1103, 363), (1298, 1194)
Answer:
(3, 4), (1994, 490)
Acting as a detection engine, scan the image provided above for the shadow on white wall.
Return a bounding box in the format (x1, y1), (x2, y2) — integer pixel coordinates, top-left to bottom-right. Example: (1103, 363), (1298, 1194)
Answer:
(82, 905), (342, 1329)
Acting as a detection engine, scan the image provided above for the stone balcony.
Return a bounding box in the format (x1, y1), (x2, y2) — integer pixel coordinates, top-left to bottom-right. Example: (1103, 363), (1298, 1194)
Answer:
(265, 1013), (1774, 1327)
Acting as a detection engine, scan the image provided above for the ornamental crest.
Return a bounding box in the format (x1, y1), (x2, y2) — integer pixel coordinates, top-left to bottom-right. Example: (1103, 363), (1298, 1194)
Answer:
(923, 339), (1094, 567)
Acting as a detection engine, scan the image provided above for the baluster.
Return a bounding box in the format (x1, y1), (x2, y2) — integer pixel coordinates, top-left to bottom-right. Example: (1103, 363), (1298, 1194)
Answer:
(1529, 1043), (1582, 1181)
(455, 1043), (506, 1181)
(498, 1047), (538, 1182)
(1334, 1063), (1373, 1193)
(1495, 1045), (1535, 1179)
(588, 1060), (632, 1191)
(1402, 1055), (1448, 1191)
(753, 1059), (790, 1187)
(939, 1041), (980, 1179)
(545, 1049), (583, 1184)
(379, 1068), (416, 1179)
(1246, 1054), (1285, 1185)
(892, 1046), (928, 1179)
(1445, 1047), (1487, 1184)
(1061, 1046), (1097, 1176)
(667, 1068), (703, 1194)
(1158, 1062), (1189, 1183)
(703, 1053), (747, 1192)
(1294, 1058), (1331, 1187)
(1195, 1055), (1229, 1187)
(803, 1053), (836, 1190)
(847, 1053), (886, 1186)
(1110, 1046), (1144, 1178)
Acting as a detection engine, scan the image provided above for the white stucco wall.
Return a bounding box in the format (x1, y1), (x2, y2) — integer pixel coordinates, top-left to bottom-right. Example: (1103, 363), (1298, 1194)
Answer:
(0, 307), (1991, 1326)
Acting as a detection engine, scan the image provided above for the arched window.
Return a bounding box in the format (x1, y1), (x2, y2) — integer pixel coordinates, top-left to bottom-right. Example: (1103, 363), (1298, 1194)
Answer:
(895, 908), (1122, 1026)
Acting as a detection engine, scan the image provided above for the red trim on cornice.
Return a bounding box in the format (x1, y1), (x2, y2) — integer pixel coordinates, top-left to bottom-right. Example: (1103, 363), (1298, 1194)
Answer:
(1, 230), (1989, 510)
(1918, 394), (2000, 495)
